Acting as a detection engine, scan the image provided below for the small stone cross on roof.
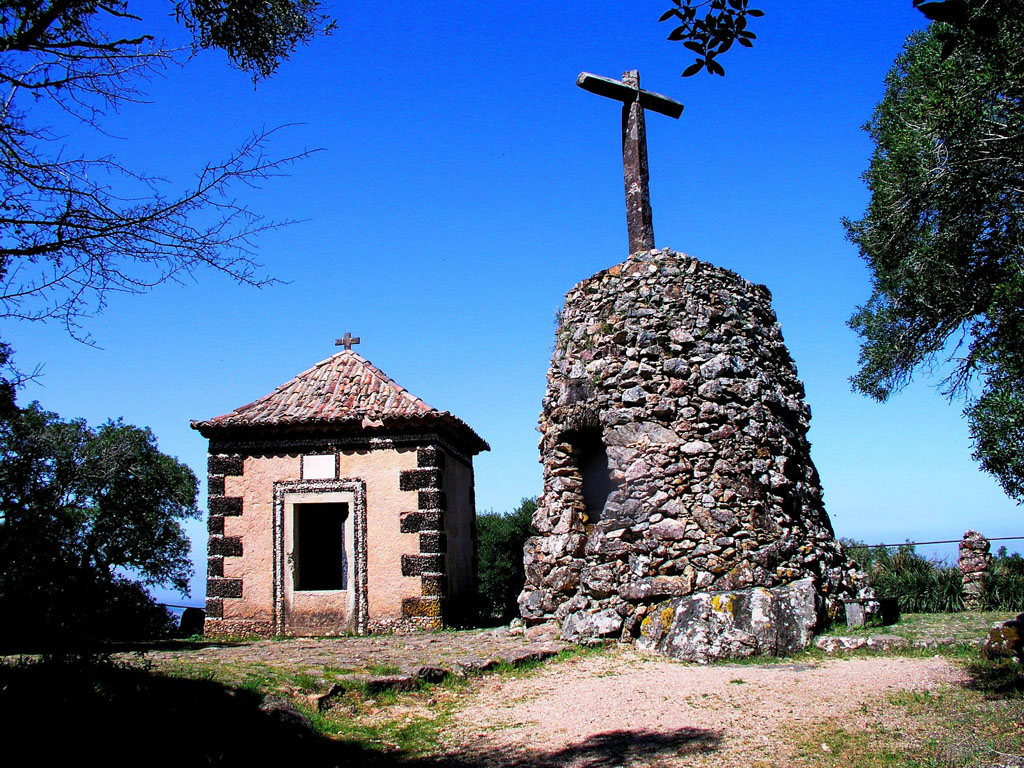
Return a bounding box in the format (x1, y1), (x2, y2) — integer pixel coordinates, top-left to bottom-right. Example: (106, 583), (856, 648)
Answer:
(335, 332), (360, 351)
(577, 70), (683, 256)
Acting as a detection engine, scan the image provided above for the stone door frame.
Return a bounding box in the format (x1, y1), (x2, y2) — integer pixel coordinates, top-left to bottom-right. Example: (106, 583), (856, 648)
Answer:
(273, 479), (368, 635)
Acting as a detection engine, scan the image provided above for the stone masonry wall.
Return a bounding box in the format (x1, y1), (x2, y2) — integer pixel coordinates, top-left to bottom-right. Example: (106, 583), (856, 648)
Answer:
(519, 248), (864, 641)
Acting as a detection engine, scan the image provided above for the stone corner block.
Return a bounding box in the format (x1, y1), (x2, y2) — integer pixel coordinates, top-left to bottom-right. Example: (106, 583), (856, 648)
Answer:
(419, 531), (447, 554)
(208, 536), (243, 558)
(205, 598), (224, 619)
(208, 455), (244, 476)
(420, 574), (448, 597)
(401, 553), (445, 577)
(418, 490), (447, 510)
(207, 577), (243, 599)
(209, 496), (243, 517)
(400, 468), (442, 492)
(402, 596), (443, 619)
(417, 445), (446, 470)
(400, 509), (444, 533)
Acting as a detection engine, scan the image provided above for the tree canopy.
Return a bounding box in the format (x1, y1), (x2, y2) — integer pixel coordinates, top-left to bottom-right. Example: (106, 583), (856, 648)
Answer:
(0, 402), (199, 646)
(843, 0), (1024, 500)
(0, 2), (332, 645)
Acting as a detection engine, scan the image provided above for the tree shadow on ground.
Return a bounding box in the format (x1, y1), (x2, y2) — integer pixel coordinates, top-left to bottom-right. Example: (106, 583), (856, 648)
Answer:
(962, 655), (1024, 698)
(106, 637), (257, 652)
(428, 727), (722, 767)
(0, 655), (721, 767)
(0, 633), (253, 656)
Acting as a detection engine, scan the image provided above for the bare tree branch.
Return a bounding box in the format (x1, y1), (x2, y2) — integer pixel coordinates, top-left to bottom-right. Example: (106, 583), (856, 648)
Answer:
(0, 1), (333, 339)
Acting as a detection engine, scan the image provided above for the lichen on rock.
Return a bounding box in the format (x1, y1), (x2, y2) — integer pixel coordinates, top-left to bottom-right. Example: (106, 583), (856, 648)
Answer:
(636, 579), (820, 663)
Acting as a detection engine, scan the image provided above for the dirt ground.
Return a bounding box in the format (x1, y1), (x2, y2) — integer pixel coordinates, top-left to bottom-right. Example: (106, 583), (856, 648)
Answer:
(437, 647), (968, 767)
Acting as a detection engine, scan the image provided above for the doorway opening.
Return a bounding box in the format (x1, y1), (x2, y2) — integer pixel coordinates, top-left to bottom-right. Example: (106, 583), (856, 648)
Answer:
(294, 502), (348, 591)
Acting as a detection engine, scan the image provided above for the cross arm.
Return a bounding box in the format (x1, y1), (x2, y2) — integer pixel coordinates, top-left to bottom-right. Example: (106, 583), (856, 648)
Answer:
(576, 72), (684, 119)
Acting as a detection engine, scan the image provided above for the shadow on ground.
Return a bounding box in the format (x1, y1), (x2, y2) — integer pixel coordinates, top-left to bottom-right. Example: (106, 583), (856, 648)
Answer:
(429, 728), (721, 767)
(0, 655), (720, 767)
(963, 655), (1024, 697)
(0, 636), (250, 655)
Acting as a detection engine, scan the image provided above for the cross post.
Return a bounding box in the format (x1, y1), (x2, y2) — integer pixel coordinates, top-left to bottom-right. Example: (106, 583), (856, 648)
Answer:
(577, 70), (683, 256)
(335, 332), (360, 351)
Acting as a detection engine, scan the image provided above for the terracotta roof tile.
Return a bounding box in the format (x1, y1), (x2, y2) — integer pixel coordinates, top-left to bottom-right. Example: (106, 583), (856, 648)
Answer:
(191, 350), (488, 453)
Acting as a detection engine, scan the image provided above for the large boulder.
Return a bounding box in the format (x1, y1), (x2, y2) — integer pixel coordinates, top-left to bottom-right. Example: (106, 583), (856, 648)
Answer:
(561, 607), (624, 643)
(983, 613), (1024, 661)
(635, 578), (820, 663)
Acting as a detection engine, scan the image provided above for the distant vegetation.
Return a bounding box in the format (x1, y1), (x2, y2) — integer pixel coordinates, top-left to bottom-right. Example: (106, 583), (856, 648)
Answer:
(475, 498), (536, 623)
(842, 540), (1024, 613)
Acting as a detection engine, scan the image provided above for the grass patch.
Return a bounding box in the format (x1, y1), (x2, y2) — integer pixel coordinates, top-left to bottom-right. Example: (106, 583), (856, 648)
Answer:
(817, 611), (1016, 642)
(137, 639), (602, 760)
(308, 645), (601, 756)
(787, 648), (1024, 767)
(319, 696), (452, 756)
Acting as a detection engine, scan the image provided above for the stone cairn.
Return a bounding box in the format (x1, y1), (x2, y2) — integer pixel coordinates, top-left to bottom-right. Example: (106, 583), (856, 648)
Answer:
(518, 248), (866, 653)
(959, 530), (991, 610)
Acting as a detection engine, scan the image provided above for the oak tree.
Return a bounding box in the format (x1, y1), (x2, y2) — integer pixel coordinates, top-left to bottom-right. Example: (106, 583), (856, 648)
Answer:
(0, 402), (199, 645)
(658, 1), (971, 77)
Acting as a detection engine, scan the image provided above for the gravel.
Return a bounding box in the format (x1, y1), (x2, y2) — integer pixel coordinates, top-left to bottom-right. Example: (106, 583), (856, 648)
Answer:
(441, 647), (966, 767)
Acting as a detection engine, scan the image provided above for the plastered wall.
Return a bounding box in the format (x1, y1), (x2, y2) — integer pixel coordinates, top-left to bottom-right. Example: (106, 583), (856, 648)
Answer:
(338, 447), (421, 619)
(209, 445), (424, 633)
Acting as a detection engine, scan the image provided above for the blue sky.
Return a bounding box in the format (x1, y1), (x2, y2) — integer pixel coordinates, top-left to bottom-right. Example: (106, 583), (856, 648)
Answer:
(6, 1), (1020, 606)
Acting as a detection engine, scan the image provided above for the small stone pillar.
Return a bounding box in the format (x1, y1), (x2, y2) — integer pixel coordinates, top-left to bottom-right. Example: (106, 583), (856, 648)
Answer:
(959, 530), (991, 610)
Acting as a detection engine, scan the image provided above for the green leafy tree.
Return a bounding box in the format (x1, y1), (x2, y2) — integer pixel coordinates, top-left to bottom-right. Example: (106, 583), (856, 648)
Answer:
(475, 497), (536, 623)
(0, 402), (199, 646)
(843, 0), (1024, 501)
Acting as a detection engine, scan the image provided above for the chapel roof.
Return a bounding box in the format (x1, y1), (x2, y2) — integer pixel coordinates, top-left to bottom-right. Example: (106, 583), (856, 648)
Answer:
(191, 349), (488, 454)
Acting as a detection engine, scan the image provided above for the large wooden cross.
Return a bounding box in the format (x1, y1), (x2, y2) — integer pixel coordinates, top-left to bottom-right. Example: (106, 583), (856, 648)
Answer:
(577, 70), (683, 255)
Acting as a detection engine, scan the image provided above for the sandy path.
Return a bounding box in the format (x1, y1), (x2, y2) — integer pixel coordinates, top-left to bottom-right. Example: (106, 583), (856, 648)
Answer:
(442, 648), (966, 767)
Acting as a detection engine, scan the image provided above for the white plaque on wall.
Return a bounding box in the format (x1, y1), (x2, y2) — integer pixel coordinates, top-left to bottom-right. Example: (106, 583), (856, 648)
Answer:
(302, 454), (336, 480)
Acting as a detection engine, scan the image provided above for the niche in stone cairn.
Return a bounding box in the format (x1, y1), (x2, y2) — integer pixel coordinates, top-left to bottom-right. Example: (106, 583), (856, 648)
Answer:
(569, 428), (618, 524)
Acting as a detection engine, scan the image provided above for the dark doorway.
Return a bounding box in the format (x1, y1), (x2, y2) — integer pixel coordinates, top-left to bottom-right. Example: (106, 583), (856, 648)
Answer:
(574, 430), (617, 524)
(294, 502), (348, 590)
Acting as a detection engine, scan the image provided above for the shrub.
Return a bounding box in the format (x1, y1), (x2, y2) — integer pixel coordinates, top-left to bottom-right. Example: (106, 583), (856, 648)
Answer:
(475, 497), (536, 623)
(842, 538), (964, 613)
(842, 539), (1024, 613)
(988, 548), (1024, 612)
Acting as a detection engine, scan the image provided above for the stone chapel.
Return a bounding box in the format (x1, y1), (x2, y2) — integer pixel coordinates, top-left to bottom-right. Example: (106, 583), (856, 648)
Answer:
(191, 343), (488, 636)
